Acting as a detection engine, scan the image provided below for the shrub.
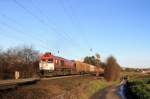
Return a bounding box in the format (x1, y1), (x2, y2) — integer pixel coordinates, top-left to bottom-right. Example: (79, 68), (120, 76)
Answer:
(104, 56), (121, 81)
(126, 79), (150, 99)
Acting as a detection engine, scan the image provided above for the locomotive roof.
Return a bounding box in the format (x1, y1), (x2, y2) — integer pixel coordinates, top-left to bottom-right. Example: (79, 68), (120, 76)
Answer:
(42, 52), (74, 62)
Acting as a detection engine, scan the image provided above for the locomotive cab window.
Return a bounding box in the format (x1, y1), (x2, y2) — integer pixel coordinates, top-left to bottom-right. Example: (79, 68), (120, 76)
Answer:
(48, 59), (53, 63)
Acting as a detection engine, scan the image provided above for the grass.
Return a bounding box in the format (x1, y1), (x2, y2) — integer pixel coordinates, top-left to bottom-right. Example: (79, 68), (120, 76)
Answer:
(78, 79), (112, 99)
(123, 71), (150, 80)
(84, 80), (108, 98)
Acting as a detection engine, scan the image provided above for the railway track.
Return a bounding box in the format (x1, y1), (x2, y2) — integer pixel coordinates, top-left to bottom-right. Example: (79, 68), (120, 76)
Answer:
(0, 74), (90, 90)
(41, 74), (89, 81)
(0, 78), (40, 90)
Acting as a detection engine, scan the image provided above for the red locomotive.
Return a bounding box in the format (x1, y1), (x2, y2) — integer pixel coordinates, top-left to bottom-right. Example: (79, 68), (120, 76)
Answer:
(39, 52), (76, 76)
(39, 52), (104, 77)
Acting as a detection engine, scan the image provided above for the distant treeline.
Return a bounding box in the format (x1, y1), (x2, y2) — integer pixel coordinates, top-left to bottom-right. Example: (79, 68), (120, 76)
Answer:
(0, 46), (40, 79)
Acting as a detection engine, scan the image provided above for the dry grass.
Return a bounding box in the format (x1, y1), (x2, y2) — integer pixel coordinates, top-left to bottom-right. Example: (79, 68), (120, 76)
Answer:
(123, 71), (150, 80)
(0, 76), (110, 99)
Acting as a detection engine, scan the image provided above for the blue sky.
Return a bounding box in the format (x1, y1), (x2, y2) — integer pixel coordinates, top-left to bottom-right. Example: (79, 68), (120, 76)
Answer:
(0, 0), (150, 68)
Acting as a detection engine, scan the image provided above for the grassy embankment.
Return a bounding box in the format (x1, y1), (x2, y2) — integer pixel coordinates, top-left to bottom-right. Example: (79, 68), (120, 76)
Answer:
(78, 79), (109, 99)
(0, 76), (111, 99)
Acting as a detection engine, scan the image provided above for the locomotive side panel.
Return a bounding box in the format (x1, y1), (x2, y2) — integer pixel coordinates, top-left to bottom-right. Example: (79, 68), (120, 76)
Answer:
(54, 57), (75, 70)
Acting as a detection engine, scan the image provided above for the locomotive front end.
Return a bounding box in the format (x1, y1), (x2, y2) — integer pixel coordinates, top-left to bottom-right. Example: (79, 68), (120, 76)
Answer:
(39, 52), (55, 76)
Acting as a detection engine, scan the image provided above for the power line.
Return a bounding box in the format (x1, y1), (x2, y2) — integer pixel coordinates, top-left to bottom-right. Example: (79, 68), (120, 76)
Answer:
(58, 0), (93, 51)
(0, 27), (25, 44)
(13, 0), (75, 45)
(0, 21), (50, 50)
(30, 0), (71, 41)
(0, 13), (50, 46)
(30, 0), (84, 51)
(13, 0), (85, 52)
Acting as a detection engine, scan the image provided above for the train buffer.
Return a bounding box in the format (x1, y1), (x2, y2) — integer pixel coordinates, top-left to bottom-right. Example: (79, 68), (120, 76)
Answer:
(0, 78), (40, 90)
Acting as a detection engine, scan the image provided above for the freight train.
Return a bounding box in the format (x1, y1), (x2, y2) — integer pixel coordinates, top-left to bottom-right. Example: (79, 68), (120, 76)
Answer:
(39, 52), (104, 77)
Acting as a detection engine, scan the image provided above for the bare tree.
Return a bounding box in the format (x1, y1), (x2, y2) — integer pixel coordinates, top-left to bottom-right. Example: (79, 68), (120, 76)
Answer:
(0, 45), (40, 79)
(95, 53), (100, 65)
(95, 53), (100, 59)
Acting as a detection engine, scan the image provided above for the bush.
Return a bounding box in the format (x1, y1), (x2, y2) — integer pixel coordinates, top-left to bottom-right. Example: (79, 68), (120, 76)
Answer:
(126, 79), (150, 99)
(104, 56), (121, 81)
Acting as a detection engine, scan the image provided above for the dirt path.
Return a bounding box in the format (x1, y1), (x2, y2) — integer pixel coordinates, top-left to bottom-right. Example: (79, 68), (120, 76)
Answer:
(91, 85), (121, 99)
